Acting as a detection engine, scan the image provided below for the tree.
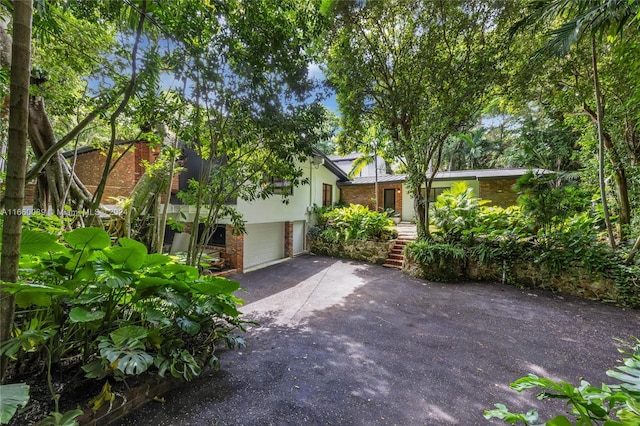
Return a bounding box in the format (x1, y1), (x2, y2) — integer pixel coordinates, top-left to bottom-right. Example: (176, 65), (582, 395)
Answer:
(133, 0), (332, 265)
(1, 0), (32, 381)
(513, 0), (640, 247)
(323, 0), (508, 237)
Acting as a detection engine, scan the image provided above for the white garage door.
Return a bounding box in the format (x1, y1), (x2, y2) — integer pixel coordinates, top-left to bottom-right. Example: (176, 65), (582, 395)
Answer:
(244, 223), (285, 270)
(293, 221), (306, 255)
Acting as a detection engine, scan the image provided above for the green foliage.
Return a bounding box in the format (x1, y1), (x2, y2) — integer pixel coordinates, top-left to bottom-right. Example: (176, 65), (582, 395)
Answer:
(485, 338), (640, 425)
(317, 204), (395, 242)
(515, 171), (590, 234)
(431, 182), (488, 243)
(36, 409), (84, 426)
(0, 383), (29, 425)
(405, 241), (466, 282)
(1, 219), (246, 422)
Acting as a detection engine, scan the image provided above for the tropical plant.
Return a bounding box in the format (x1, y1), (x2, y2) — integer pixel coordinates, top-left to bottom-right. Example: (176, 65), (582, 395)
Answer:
(430, 182), (488, 243)
(0, 222), (246, 423)
(318, 204), (395, 242)
(485, 338), (640, 425)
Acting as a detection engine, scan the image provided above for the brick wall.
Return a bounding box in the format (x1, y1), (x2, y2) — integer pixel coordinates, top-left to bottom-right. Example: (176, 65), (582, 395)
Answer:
(224, 224), (244, 272)
(284, 221), (293, 258)
(340, 183), (403, 215)
(478, 178), (519, 207)
(70, 141), (171, 203)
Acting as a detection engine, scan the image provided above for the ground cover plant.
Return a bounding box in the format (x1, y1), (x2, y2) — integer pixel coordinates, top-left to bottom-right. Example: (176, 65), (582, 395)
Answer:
(0, 217), (247, 425)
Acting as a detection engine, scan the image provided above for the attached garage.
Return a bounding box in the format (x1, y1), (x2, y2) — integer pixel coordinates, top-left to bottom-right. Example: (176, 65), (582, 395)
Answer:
(243, 223), (285, 270)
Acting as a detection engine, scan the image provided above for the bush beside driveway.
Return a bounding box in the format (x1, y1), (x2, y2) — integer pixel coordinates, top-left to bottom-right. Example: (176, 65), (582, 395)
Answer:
(117, 255), (640, 425)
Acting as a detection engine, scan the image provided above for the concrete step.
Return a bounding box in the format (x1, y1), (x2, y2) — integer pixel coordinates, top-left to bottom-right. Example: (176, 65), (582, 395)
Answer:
(391, 249), (404, 256)
(388, 253), (404, 260)
(384, 258), (403, 267)
(382, 262), (402, 269)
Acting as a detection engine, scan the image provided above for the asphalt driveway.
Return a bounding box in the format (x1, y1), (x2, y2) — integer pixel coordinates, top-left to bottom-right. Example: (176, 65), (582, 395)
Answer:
(117, 255), (640, 425)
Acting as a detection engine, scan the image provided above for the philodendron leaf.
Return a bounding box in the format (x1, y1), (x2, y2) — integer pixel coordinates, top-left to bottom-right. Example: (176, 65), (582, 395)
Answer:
(546, 415), (573, 426)
(0, 383), (30, 424)
(1, 282), (73, 308)
(144, 253), (170, 266)
(69, 307), (105, 323)
(37, 408), (84, 426)
(176, 317), (201, 335)
(64, 227), (111, 250)
(20, 229), (64, 255)
(109, 325), (148, 347)
(191, 277), (240, 295)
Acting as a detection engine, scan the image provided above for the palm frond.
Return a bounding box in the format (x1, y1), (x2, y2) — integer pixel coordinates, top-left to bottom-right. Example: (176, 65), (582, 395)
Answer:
(347, 154), (374, 179)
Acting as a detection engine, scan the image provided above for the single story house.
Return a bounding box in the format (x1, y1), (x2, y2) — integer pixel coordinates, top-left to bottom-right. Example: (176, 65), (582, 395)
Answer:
(338, 168), (545, 222)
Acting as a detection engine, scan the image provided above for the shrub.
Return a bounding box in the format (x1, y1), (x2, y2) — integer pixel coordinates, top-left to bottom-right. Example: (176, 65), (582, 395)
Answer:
(317, 204), (395, 242)
(406, 241), (466, 282)
(0, 224), (247, 422)
(431, 182), (488, 243)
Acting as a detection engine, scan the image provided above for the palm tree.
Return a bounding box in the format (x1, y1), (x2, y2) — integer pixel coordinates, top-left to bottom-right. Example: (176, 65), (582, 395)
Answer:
(514, 0), (639, 248)
(346, 123), (395, 211)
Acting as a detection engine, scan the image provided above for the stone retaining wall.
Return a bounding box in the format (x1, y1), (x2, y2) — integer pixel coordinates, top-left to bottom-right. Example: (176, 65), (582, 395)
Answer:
(404, 254), (620, 303)
(308, 237), (395, 265)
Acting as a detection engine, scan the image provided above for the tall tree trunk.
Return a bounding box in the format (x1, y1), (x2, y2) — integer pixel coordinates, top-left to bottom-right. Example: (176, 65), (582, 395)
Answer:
(591, 35), (616, 249)
(1, 0), (32, 382)
(28, 97), (93, 217)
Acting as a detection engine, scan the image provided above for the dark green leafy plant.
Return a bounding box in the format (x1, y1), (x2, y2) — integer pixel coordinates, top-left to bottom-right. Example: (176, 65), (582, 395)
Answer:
(1, 222), (247, 424)
(485, 338), (640, 425)
(431, 182), (488, 243)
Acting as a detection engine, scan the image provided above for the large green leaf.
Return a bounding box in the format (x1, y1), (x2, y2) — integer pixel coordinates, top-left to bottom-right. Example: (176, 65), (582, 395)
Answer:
(109, 325), (148, 347)
(176, 317), (201, 335)
(191, 277), (240, 295)
(137, 277), (174, 290)
(105, 238), (147, 271)
(69, 307), (105, 323)
(0, 383), (30, 424)
(2, 282), (73, 307)
(98, 337), (153, 376)
(64, 227), (111, 250)
(0, 282), (73, 295)
(20, 229), (63, 255)
(144, 253), (171, 266)
(163, 264), (199, 280)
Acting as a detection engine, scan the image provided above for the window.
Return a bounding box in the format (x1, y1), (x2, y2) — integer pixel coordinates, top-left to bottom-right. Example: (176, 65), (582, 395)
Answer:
(420, 187), (449, 202)
(322, 183), (332, 207)
(265, 176), (293, 196)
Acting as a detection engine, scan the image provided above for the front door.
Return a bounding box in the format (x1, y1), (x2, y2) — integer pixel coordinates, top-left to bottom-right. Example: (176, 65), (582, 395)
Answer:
(383, 188), (396, 212)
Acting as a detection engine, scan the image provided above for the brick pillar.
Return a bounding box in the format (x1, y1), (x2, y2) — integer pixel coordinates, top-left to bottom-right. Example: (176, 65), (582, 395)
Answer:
(225, 224), (244, 273)
(284, 221), (293, 258)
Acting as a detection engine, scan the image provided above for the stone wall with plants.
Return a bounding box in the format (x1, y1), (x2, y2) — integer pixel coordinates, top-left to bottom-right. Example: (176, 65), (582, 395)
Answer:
(405, 179), (640, 307)
(308, 204), (398, 264)
(404, 243), (624, 303)
(309, 237), (395, 264)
